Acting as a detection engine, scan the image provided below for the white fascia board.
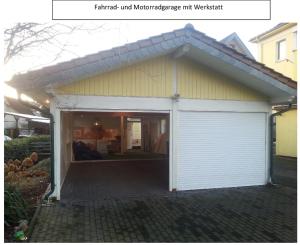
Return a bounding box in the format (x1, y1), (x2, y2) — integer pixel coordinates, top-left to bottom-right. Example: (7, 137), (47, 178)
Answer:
(54, 95), (173, 112)
(177, 99), (270, 113)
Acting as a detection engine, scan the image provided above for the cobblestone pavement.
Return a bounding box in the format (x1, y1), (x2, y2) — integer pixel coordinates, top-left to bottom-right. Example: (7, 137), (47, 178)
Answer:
(273, 156), (297, 188)
(30, 185), (296, 242)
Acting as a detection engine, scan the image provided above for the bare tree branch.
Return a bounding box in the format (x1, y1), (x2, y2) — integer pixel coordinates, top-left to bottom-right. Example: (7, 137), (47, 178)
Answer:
(4, 22), (105, 64)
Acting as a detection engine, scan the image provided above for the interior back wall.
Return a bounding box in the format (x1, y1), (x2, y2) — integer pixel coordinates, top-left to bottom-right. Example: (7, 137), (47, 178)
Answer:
(73, 114), (121, 129)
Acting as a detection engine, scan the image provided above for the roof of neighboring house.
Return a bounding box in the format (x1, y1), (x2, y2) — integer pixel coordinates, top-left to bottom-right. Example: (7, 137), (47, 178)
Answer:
(4, 111), (49, 122)
(4, 96), (36, 115)
(249, 23), (297, 43)
(220, 32), (255, 59)
(7, 24), (297, 104)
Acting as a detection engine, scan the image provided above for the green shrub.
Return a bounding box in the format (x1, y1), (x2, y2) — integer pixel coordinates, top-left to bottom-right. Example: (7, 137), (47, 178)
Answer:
(4, 135), (50, 162)
(4, 185), (28, 226)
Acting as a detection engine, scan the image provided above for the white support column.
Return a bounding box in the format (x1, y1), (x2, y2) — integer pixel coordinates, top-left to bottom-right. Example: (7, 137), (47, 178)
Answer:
(265, 110), (271, 183)
(50, 100), (61, 199)
(171, 103), (178, 191)
(168, 110), (173, 191)
(170, 59), (178, 191)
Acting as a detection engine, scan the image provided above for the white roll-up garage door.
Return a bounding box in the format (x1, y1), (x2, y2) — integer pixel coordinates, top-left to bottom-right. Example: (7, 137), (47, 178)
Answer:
(177, 111), (267, 190)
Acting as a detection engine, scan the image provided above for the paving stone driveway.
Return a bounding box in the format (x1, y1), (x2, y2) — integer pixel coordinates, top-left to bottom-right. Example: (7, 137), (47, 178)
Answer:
(30, 185), (296, 242)
(273, 156), (297, 188)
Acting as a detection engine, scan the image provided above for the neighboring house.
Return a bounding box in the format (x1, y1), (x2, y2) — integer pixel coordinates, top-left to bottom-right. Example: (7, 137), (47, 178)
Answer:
(221, 32), (255, 59)
(4, 96), (50, 137)
(250, 23), (297, 158)
(8, 24), (296, 199)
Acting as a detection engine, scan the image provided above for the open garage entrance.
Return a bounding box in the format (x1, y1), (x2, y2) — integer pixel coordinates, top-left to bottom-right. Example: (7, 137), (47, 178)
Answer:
(60, 111), (170, 201)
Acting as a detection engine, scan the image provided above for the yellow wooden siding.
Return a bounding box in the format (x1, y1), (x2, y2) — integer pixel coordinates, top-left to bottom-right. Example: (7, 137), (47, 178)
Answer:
(57, 56), (173, 97)
(177, 58), (267, 101)
(57, 55), (267, 101)
(276, 109), (297, 157)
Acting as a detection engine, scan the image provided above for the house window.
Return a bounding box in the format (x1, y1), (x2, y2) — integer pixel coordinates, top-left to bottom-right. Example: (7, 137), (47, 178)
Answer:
(276, 39), (286, 61)
(293, 31), (297, 50)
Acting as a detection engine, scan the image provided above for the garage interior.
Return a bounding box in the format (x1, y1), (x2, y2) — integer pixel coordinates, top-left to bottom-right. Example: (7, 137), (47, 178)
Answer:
(60, 111), (170, 201)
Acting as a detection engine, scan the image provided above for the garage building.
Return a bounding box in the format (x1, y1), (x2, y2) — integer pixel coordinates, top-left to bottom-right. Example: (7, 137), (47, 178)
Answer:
(9, 24), (297, 200)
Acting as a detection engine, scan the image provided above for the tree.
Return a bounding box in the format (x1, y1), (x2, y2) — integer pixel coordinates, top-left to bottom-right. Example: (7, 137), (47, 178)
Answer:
(4, 22), (106, 115)
(4, 22), (105, 64)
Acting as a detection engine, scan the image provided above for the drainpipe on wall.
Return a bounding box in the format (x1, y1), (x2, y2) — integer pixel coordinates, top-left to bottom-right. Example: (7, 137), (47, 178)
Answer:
(269, 103), (292, 184)
(44, 113), (55, 201)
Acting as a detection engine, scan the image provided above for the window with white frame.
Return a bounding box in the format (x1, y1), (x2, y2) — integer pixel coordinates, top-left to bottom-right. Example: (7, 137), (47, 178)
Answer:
(276, 39), (286, 61)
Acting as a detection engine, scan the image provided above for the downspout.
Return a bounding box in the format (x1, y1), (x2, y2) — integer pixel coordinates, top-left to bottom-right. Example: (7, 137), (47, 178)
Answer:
(269, 103), (292, 184)
(44, 113), (55, 200)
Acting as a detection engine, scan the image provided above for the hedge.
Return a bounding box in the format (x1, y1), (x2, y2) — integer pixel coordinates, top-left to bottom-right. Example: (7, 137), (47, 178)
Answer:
(4, 135), (50, 162)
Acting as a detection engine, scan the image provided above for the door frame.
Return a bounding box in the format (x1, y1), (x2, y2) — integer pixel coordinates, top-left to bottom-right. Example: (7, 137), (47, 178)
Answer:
(56, 109), (173, 200)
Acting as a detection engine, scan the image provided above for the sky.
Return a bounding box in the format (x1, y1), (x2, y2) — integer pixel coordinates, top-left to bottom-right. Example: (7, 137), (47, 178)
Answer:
(3, 20), (282, 99)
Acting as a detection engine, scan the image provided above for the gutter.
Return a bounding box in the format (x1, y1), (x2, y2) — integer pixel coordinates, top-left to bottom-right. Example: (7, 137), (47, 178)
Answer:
(269, 103), (292, 184)
(44, 113), (55, 201)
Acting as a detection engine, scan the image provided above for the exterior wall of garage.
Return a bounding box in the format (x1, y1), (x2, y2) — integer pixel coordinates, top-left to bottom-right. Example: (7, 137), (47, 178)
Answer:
(51, 55), (271, 199)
